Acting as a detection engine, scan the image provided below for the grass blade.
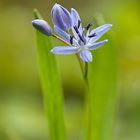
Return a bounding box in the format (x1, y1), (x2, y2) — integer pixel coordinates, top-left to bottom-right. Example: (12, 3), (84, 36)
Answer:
(33, 9), (66, 140)
(86, 14), (117, 140)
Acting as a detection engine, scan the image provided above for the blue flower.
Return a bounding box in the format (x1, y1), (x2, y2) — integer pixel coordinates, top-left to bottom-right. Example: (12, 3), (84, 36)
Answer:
(51, 7), (112, 62)
(51, 3), (73, 31)
(32, 4), (112, 62)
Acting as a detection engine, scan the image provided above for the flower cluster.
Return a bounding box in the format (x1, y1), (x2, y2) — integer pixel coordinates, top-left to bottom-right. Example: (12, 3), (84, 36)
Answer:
(32, 3), (112, 62)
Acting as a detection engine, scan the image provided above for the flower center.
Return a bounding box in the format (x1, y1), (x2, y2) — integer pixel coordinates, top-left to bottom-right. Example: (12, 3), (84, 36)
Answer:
(78, 45), (88, 52)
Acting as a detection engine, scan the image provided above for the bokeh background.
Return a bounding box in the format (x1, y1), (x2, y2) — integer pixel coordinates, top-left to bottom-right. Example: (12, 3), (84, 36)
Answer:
(0, 0), (140, 140)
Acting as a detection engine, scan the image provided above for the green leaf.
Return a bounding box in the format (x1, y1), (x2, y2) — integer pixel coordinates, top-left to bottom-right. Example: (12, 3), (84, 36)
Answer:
(33, 9), (66, 140)
(86, 14), (118, 140)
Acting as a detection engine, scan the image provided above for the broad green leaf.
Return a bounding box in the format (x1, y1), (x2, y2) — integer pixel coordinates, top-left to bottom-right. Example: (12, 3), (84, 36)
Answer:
(33, 9), (66, 140)
(86, 14), (118, 140)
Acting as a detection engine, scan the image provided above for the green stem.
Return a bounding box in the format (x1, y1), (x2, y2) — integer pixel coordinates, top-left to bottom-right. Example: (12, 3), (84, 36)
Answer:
(52, 34), (69, 45)
(76, 54), (84, 76)
(83, 62), (93, 140)
(84, 62), (89, 85)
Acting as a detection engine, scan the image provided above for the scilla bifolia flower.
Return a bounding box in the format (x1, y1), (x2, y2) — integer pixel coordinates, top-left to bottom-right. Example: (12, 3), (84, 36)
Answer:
(32, 4), (112, 62)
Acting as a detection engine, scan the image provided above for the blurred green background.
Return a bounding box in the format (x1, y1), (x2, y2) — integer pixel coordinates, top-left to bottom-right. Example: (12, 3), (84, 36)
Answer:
(0, 0), (140, 140)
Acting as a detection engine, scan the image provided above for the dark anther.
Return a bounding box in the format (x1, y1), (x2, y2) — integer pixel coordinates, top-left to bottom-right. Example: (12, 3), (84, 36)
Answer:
(78, 34), (85, 43)
(70, 36), (74, 45)
(86, 22), (93, 30)
(77, 20), (81, 28)
(74, 26), (79, 33)
(74, 26), (85, 43)
(88, 33), (96, 38)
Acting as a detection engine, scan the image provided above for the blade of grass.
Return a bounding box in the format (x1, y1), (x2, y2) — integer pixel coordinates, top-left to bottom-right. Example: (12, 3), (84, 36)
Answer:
(33, 9), (66, 140)
(85, 14), (118, 140)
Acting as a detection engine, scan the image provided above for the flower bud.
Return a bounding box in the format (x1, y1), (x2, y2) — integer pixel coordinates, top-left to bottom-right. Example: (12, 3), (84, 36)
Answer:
(51, 3), (72, 31)
(32, 19), (52, 36)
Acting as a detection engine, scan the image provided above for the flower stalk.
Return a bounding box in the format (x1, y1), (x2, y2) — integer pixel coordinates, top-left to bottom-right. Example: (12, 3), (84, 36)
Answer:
(84, 62), (89, 85)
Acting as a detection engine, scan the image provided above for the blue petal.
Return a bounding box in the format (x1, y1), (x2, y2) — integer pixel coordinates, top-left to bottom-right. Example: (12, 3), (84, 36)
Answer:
(51, 46), (78, 54)
(51, 4), (72, 31)
(88, 24), (112, 43)
(32, 19), (52, 36)
(71, 8), (83, 33)
(71, 8), (81, 26)
(80, 50), (92, 62)
(54, 26), (78, 45)
(88, 40), (108, 50)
